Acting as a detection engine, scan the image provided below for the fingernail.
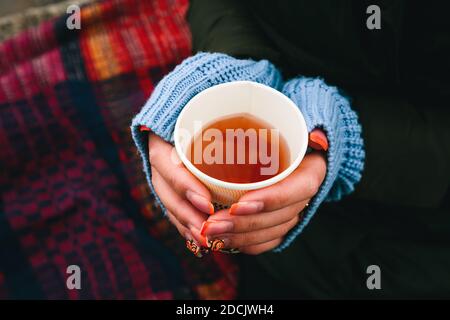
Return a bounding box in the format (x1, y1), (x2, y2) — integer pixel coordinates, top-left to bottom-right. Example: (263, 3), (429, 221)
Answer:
(206, 237), (229, 252)
(200, 222), (210, 236)
(191, 226), (208, 247)
(229, 201), (264, 215)
(200, 220), (233, 236)
(186, 190), (215, 215)
(309, 130), (329, 151)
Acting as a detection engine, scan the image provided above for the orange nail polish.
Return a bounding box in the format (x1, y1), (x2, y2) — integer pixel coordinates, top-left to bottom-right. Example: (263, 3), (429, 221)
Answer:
(229, 203), (238, 215)
(208, 203), (215, 215)
(199, 234), (208, 247)
(200, 221), (211, 236)
(309, 130), (329, 151)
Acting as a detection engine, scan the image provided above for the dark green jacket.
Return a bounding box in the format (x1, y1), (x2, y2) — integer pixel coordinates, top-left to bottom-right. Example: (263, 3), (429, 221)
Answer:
(188, 0), (450, 298)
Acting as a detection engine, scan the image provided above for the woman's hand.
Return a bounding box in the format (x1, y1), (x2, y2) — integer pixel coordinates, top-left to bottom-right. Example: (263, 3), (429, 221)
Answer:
(200, 150), (327, 254)
(148, 133), (213, 255)
(148, 128), (328, 256)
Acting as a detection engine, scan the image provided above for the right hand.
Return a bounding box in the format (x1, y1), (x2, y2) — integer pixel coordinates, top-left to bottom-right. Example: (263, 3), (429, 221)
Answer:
(148, 133), (214, 255)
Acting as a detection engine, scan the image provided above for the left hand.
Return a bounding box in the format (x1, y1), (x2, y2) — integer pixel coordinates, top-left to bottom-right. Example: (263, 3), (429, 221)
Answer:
(201, 149), (327, 255)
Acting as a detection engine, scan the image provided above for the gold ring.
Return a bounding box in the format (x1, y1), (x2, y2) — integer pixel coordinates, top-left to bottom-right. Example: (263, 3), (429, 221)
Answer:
(186, 239), (203, 258)
(206, 239), (240, 254)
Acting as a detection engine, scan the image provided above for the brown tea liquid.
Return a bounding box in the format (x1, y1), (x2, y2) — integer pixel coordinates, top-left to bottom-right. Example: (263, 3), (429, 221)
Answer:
(187, 113), (290, 183)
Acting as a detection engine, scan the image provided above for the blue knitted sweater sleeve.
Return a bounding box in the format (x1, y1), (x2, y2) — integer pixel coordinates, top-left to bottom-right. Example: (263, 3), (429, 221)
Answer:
(274, 78), (365, 252)
(131, 52), (283, 209)
(131, 52), (365, 252)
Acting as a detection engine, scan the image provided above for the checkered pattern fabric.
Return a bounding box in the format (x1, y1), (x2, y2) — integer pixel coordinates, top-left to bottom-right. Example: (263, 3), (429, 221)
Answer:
(0, 0), (237, 299)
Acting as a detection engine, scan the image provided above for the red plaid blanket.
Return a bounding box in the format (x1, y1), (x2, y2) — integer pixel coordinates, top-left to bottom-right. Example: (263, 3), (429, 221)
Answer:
(0, 0), (237, 299)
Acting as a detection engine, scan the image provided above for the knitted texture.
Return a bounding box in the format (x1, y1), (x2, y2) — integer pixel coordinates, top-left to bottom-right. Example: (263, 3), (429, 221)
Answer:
(131, 53), (365, 252)
(275, 78), (365, 251)
(131, 52), (283, 208)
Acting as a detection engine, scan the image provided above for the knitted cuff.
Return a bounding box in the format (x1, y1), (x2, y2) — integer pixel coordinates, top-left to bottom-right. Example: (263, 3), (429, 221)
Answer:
(131, 52), (283, 211)
(274, 77), (365, 252)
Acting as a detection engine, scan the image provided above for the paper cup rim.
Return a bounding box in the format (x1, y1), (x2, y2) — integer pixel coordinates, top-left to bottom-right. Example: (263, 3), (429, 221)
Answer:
(174, 80), (308, 191)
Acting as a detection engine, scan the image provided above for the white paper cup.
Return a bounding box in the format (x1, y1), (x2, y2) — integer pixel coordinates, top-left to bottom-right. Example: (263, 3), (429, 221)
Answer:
(174, 81), (308, 208)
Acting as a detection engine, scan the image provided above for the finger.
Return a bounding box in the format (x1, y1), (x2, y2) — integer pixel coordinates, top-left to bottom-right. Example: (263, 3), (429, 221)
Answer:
(148, 134), (214, 214)
(239, 238), (283, 255)
(152, 169), (208, 230)
(236, 152), (326, 212)
(207, 215), (299, 248)
(167, 210), (207, 248)
(168, 211), (205, 257)
(202, 201), (307, 235)
(166, 210), (189, 237)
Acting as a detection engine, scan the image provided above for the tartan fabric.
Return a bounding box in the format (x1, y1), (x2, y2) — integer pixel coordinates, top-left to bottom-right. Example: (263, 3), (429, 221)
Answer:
(0, 0), (237, 299)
